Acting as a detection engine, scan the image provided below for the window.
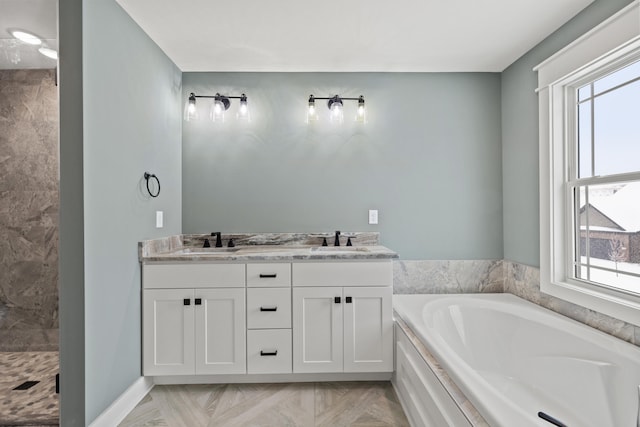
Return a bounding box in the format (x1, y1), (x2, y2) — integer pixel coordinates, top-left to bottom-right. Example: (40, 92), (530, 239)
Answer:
(537, 1), (640, 326)
(571, 60), (640, 295)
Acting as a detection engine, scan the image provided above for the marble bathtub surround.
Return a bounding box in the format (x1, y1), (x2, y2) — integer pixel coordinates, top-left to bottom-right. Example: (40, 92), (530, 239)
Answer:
(393, 258), (640, 348)
(393, 260), (503, 295)
(394, 316), (489, 426)
(503, 260), (640, 347)
(0, 69), (59, 352)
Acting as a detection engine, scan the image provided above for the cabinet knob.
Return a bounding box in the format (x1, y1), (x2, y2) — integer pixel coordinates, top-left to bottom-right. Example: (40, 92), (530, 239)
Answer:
(195, 298), (202, 305)
(183, 298), (191, 306)
(260, 350), (278, 356)
(334, 296), (341, 304)
(345, 296), (352, 303)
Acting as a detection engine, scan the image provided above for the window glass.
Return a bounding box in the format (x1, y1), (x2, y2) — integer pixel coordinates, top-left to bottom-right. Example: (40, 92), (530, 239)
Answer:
(574, 181), (640, 294)
(577, 101), (592, 178)
(593, 60), (640, 95)
(571, 59), (640, 295)
(593, 79), (640, 176)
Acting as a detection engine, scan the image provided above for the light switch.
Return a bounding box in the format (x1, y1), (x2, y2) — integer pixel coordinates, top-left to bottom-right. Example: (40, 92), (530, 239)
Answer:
(368, 209), (378, 225)
(156, 211), (163, 228)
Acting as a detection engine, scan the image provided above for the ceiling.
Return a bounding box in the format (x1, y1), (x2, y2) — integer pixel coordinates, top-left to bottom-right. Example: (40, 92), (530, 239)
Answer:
(0, 0), (57, 69)
(116, 0), (595, 72)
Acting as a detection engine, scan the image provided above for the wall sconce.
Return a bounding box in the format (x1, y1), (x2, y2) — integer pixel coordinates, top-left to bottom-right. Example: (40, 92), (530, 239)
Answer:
(184, 92), (250, 122)
(307, 94), (366, 124)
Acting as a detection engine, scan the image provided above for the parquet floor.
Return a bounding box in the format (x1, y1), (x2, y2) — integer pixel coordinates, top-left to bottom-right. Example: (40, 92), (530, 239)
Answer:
(119, 381), (410, 427)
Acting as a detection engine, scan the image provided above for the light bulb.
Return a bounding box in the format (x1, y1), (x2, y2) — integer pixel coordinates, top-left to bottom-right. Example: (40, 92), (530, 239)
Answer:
(355, 96), (366, 123)
(211, 95), (226, 122)
(237, 94), (250, 121)
(183, 93), (198, 121)
(329, 97), (344, 124)
(307, 95), (318, 123)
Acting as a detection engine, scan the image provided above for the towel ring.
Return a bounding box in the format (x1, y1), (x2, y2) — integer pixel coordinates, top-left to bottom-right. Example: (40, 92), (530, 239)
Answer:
(143, 172), (160, 198)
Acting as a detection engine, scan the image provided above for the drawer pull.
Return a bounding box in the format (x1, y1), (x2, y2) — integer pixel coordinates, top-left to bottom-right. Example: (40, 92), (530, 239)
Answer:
(259, 273), (277, 278)
(260, 306), (278, 312)
(183, 298), (191, 306)
(260, 350), (278, 356)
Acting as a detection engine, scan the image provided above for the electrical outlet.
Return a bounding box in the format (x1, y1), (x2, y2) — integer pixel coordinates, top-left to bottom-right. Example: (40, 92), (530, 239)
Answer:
(368, 209), (378, 225)
(156, 211), (163, 228)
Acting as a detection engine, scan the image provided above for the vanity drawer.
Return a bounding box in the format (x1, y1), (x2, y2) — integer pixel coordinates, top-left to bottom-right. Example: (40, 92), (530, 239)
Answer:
(247, 329), (292, 374)
(143, 263), (245, 289)
(247, 288), (291, 329)
(247, 263), (291, 287)
(292, 261), (392, 287)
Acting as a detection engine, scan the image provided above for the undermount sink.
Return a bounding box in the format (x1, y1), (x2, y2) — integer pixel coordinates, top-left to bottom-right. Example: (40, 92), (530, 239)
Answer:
(174, 247), (242, 255)
(311, 246), (370, 252)
(166, 245), (373, 257)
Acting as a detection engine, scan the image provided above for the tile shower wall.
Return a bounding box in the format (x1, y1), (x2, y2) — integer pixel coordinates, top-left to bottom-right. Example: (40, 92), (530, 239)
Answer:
(0, 69), (58, 351)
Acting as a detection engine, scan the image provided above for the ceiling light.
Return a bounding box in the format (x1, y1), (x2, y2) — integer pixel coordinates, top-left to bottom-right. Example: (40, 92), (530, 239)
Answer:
(307, 94), (365, 124)
(38, 47), (58, 60)
(10, 30), (42, 45)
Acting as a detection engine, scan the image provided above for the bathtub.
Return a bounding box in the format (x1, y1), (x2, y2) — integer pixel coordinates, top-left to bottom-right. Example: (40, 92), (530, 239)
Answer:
(393, 293), (640, 427)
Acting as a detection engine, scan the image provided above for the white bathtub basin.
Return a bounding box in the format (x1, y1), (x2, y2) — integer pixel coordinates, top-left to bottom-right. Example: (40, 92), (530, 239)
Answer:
(393, 294), (640, 427)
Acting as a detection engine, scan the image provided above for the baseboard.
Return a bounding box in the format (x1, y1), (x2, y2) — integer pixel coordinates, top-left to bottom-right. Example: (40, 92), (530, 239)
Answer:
(89, 376), (154, 427)
(154, 372), (392, 385)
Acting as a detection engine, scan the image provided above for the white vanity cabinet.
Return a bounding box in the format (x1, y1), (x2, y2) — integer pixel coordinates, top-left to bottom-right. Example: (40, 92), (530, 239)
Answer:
(141, 255), (395, 380)
(292, 261), (393, 374)
(142, 263), (246, 376)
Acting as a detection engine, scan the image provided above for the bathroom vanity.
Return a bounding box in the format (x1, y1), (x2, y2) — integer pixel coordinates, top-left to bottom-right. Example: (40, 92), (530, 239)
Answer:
(139, 233), (398, 383)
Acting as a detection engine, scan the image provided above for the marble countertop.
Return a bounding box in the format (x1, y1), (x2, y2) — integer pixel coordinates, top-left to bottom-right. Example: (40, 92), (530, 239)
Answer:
(139, 232), (398, 263)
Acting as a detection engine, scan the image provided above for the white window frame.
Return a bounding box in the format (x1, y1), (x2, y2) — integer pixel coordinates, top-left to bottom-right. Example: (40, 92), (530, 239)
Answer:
(537, 0), (640, 326)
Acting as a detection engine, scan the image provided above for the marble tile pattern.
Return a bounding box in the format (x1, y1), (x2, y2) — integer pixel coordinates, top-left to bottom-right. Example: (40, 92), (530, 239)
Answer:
(0, 351), (59, 425)
(119, 381), (409, 427)
(393, 259), (503, 295)
(181, 232), (380, 248)
(393, 315), (489, 427)
(0, 70), (59, 352)
(504, 260), (640, 348)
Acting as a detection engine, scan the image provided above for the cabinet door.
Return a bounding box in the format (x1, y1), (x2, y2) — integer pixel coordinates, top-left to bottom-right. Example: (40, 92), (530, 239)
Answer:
(293, 287), (343, 373)
(195, 288), (246, 374)
(343, 286), (393, 373)
(143, 289), (195, 376)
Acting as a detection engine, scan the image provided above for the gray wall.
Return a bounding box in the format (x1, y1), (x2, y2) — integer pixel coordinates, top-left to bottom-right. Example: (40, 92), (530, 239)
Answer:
(0, 69), (58, 351)
(501, 0), (634, 267)
(59, 0), (85, 423)
(80, 0), (182, 424)
(183, 73), (503, 260)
